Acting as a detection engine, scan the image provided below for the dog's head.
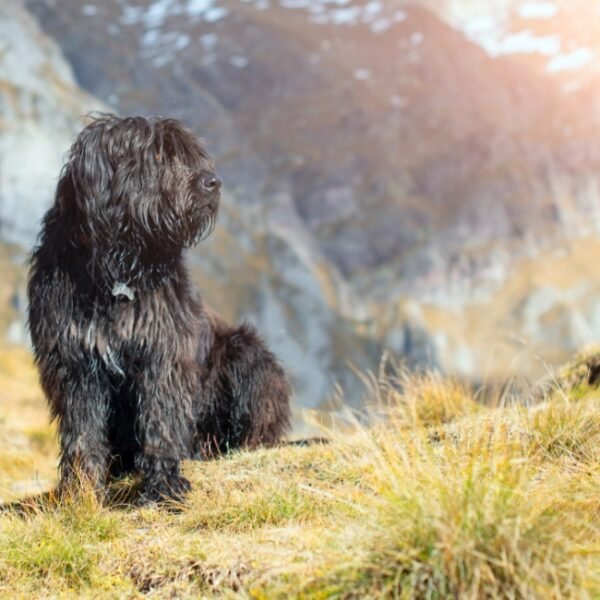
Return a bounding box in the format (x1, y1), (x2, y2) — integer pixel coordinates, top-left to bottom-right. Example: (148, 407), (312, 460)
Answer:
(57, 114), (220, 254)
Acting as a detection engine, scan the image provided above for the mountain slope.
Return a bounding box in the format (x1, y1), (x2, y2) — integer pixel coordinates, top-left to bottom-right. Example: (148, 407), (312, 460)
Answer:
(24, 0), (600, 289)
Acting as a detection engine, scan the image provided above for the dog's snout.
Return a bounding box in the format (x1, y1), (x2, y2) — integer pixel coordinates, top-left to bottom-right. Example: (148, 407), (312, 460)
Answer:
(198, 171), (222, 192)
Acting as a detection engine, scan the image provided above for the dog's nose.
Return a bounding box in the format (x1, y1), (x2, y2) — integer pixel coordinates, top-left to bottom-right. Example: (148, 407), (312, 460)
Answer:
(198, 172), (222, 192)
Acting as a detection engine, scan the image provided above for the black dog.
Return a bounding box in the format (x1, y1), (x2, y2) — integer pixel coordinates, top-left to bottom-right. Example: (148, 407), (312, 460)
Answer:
(27, 115), (291, 503)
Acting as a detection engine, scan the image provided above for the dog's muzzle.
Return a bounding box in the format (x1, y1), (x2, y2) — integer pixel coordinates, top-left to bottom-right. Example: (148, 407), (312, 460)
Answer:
(197, 171), (221, 193)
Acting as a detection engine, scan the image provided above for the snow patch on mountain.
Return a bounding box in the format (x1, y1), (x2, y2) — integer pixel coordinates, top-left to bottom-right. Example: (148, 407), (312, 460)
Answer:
(517, 2), (558, 20)
(118, 0), (409, 35)
(499, 30), (560, 55)
(449, 1), (595, 76)
(547, 47), (594, 73)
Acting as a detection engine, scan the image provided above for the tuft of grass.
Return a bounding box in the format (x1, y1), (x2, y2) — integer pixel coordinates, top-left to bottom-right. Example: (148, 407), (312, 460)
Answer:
(0, 490), (123, 593)
(530, 396), (600, 462)
(540, 345), (600, 402)
(397, 371), (481, 427)
(358, 366), (481, 429)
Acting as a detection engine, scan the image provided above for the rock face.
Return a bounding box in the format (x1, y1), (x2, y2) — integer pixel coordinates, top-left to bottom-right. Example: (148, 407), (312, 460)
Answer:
(0, 0), (104, 247)
(2, 0), (600, 406)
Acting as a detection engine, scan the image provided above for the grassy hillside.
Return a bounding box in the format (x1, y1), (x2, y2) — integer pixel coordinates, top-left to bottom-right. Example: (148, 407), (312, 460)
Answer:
(0, 348), (598, 598)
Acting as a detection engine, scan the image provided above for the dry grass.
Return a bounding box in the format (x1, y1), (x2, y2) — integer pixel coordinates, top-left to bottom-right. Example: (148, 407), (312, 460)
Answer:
(0, 349), (598, 598)
(0, 345), (55, 504)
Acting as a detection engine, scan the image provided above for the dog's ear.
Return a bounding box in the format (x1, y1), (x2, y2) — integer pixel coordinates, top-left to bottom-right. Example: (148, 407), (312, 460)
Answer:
(55, 169), (77, 220)
(67, 122), (115, 215)
(54, 122), (117, 242)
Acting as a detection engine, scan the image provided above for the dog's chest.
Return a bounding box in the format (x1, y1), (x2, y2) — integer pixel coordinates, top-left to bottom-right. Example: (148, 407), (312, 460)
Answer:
(106, 298), (137, 344)
(72, 287), (205, 377)
(73, 300), (137, 377)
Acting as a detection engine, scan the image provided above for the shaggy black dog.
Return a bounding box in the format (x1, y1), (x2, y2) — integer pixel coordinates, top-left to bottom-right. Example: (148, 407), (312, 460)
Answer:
(27, 114), (291, 503)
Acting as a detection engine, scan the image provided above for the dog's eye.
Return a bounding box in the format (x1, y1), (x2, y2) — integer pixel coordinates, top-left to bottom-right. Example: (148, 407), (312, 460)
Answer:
(155, 153), (162, 162)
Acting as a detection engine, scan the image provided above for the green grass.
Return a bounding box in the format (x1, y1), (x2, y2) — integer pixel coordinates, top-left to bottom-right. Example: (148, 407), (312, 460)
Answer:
(0, 491), (124, 595)
(0, 350), (598, 598)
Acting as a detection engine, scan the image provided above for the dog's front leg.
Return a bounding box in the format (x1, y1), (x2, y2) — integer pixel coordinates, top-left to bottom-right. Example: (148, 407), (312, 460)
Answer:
(53, 365), (112, 497)
(134, 365), (195, 503)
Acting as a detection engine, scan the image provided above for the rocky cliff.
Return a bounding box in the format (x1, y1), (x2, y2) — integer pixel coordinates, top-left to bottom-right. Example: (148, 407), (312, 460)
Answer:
(0, 0), (105, 247)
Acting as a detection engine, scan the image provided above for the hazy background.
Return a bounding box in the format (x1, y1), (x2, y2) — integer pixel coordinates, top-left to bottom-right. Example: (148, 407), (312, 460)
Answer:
(1, 0), (600, 421)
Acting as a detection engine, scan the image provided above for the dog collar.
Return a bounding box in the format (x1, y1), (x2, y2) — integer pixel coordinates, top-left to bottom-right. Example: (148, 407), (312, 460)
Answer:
(112, 282), (136, 302)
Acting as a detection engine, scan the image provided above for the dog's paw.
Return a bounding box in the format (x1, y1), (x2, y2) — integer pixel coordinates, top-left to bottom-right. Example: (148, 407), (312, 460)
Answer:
(171, 474), (192, 496)
(139, 475), (191, 506)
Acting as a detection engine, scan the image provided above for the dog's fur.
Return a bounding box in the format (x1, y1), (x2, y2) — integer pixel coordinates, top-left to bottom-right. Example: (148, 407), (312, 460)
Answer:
(27, 115), (291, 502)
